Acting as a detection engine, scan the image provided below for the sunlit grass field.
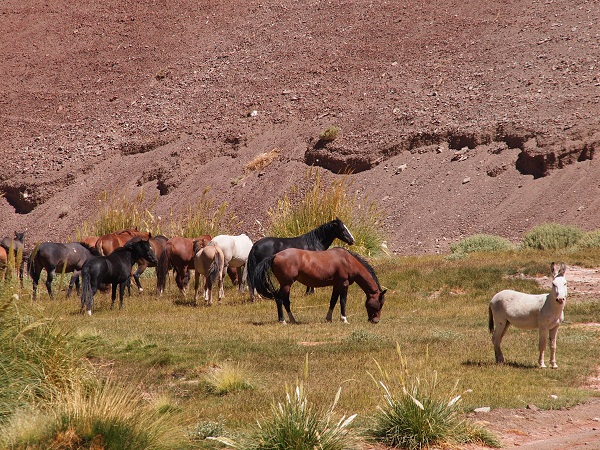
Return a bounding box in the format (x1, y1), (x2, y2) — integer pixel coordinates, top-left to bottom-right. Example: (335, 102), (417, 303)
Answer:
(9, 249), (600, 447)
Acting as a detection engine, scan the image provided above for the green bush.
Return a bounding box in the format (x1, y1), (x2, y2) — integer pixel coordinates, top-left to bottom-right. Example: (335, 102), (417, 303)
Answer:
(319, 126), (340, 142)
(450, 234), (514, 255)
(577, 230), (600, 249)
(521, 223), (583, 250)
(267, 168), (385, 255)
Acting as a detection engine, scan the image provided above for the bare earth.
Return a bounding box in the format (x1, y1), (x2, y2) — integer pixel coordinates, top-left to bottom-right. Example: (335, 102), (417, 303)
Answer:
(1, 1), (600, 448)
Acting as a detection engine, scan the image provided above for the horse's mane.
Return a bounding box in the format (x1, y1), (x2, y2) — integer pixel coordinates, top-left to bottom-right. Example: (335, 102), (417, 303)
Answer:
(344, 248), (383, 291)
(303, 220), (337, 250)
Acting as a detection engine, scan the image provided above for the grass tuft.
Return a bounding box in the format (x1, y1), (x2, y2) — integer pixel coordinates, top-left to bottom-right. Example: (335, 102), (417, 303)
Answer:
(203, 362), (254, 395)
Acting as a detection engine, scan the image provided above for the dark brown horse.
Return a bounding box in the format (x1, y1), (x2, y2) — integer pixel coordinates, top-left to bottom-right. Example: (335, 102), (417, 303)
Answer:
(95, 227), (150, 256)
(248, 247), (386, 324)
(132, 234), (168, 292)
(156, 235), (211, 295)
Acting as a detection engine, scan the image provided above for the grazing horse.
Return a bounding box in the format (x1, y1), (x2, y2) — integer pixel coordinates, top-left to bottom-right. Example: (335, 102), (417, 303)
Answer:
(80, 237), (158, 315)
(95, 227), (150, 256)
(208, 234), (253, 293)
(156, 235), (211, 295)
(249, 247), (386, 324)
(132, 234), (168, 292)
(489, 262), (567, 369)
(0, 246), (6, 279)
(246, 218), (355, 300)
(28, 241), (100, 300)
(193, 240), (225, 305)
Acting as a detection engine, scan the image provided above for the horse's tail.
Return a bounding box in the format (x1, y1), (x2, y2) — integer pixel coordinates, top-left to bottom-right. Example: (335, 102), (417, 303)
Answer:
(488, 304), (495, 333)
(81, 265), (92, 313)
(207, 249), (223, 287)
(247, 255), (277, 299)
(28, 243), (41, 280)
(156, 243), (172, 294)
(246, 245), (259, 294)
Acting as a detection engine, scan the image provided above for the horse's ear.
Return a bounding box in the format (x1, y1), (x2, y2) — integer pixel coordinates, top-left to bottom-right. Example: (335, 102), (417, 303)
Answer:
(559, 262), (566, 276)
(551, 262), (557, 277)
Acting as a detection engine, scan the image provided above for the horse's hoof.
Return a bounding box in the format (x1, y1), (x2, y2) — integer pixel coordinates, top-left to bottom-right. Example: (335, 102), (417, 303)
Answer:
(138, 288), (143, 293)
(551, 364), (558, 369)
(341, 316), (349, 324)
(87, 310), (92, 316)
(279, 320), (287, 325)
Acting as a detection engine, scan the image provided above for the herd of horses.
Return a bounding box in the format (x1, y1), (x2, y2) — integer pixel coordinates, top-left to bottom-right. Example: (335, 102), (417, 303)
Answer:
(0, 221), (569, 368)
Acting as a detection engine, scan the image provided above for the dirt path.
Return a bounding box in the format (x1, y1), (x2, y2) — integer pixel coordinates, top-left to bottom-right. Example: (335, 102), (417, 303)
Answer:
(465, 265), (600, 449)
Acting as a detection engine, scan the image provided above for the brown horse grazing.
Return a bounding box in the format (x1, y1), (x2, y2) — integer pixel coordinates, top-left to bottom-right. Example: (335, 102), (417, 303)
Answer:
(193, 241), (225, 305)
(156, 235), (211, 295)
(95, 228), (150, 256)
(248, 247), (386, 324)
(132, 234), (168, 292)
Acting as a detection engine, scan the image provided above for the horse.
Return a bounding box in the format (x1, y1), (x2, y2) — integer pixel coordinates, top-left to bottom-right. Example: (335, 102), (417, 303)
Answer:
(156, 235), (211, 295)
(80, 235), (99, 248)
(246, 218), (355, 300)
(193, 240), (225, 305)
(80, 237), (158, 315)
(1, 231), (27, 283)
(0, 246), (7, 279)
(207, 234), (253, 293)
(249, 247), (386, 324)
(489, 262), (567, 369)
(95, 227), (150, 256)
(132, 234), (168, 292)
(28, 241), (100, 300)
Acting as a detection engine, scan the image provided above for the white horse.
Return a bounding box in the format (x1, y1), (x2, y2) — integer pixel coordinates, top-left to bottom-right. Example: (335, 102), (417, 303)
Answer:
(193, 242), (225, 306)
(488, 262), (567, 369)
(208, 234), (253, 293)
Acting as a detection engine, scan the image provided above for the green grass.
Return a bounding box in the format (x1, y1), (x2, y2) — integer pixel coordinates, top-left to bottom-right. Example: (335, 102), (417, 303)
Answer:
(3, 249), (600, 448)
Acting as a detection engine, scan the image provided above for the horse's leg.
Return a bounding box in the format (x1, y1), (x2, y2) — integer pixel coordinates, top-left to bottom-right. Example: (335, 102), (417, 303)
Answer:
(31, 266), (42, 301)
(305, 286), (315, 295)
(66, 272), (79, 298)
(193, 272), (200, 305)
(326, 288), (339, 322)
(204, 275), (212, 306)
(110, 283), (118, 309)
(236, 266), (244, 293)
(538, 326), (549, 368)
(45, 269), (55, 300)
(118, 282), (127, 309)
(218, 272), (224, 303)
(133, 262), (146, 292)
(339, 286), (349, 323)
(492, 319), (510, 364)
(548, 325), (560, 369)
(279, 284), (296, 324)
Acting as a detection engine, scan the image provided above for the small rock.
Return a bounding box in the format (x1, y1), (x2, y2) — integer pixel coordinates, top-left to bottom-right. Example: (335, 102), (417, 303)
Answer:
(462, 177), (471, 184)
(474, 407), (491, 413)
(395, 164), (407, 174)
(549, 394), (559, 400)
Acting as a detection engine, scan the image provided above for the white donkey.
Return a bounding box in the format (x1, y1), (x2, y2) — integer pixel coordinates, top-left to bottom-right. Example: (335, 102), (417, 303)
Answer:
(488, 262), (567, 369)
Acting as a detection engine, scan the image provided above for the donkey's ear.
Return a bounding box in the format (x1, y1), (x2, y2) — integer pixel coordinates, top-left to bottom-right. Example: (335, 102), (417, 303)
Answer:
(558, 262), (566, 276)
(551, 262), (558, 277)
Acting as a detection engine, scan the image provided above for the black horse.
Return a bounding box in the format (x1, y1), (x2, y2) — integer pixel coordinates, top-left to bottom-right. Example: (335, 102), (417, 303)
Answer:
(246, 218), (355, 300)
(80, 237), (157, 315)
(28, 241), (100, 300)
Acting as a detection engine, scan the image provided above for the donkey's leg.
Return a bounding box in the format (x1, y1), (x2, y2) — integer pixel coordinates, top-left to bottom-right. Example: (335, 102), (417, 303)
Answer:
(538, 327), (549, 368)
(548, 325), (560, 369)
(45, 269), (56, 299)
(492, 320), (510, 363)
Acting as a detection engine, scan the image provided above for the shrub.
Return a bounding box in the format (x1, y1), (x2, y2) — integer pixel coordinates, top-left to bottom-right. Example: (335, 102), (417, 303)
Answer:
(267, 168), (385, 255)
(521, 223), (583, 250)
(243, 383), (358, 450)
(319, 126), (340, 143)
(450, 234), (514, 255)
(365, 351), (500, 449)
(203, 362), (254, 395)
(577, 230), (600, 249)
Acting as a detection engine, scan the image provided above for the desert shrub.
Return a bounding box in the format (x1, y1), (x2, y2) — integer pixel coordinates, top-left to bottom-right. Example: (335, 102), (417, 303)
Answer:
(218, 383), (359, 450)
(576, 230), (600, 249)
(365, 351), (500, 449)
(0, 283), (93, 425)
(267, 168), (385, 255)
(175, 187), (240, 238)
(244, 148), (281, 173)
(202, 362), (254, 395)
(521, 223), (583, 250)
(319, 126), (340, 142)
(449, 234), (514, 255)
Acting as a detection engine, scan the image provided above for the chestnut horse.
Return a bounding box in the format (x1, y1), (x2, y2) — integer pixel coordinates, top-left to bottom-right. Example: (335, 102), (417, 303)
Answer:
(249, 247), (386, 324)
(156, 235), (211, 295)
(95, 227), (150, 256)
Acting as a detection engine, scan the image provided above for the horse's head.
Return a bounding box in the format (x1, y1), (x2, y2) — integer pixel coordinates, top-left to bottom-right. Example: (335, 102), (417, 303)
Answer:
(193, 237), (210, 254)
(129, 237), (158, 265)
(366, 289), (386, 323)
(333, 217), (355, 246)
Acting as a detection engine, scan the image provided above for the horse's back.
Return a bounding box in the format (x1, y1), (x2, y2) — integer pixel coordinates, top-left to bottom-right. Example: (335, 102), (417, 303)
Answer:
(210, 234), (252, 265)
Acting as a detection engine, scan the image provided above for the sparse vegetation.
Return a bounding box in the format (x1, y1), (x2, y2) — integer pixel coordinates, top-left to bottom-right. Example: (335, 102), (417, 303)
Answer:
(521, 222), (584, 250)
(244, 148), (281, 173)
(319, 126), (341, 143)
(267, 168), (384, 255)
(577, 229), (600, 249)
